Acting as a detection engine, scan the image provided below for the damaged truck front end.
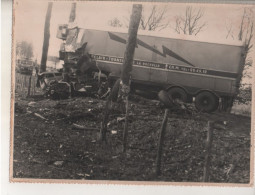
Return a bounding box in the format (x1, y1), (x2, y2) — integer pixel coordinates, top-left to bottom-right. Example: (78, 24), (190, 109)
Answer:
(55, 24), (109, 98)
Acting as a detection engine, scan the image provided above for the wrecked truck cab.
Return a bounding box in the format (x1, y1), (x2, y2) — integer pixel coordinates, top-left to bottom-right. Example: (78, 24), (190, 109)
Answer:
(45, 81), (71, 100)
(36, 71), (73, 99)
(37, 71), (63, 89)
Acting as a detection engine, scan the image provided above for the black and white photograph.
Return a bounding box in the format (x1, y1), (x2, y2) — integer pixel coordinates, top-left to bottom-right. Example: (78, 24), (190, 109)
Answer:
(10, 0), (254, 186)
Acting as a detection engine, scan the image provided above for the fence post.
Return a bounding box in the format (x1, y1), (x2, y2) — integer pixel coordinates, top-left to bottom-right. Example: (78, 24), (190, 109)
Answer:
(20, 75), (23, 92)
(99, 98), (111, 142)
(33, 76), (36, 95)
(27, 76), (32, 97)
(122, 98), (129, 152)
(155, 109), (169, 176)
(203, 121), (214, 182)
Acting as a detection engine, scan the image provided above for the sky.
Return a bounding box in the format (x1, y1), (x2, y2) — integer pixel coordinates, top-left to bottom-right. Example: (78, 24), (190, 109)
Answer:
(14, 0), (253, 63)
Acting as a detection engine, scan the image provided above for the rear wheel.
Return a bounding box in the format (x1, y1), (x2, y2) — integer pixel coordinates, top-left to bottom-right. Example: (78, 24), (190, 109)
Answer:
(195, 91), (219, 112)
(167, 87), (188, 102)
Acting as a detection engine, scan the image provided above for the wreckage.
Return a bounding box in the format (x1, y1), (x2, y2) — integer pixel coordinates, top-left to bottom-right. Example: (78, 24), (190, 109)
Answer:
(16, 58), (35, 75)
(55, 24), (245, 112)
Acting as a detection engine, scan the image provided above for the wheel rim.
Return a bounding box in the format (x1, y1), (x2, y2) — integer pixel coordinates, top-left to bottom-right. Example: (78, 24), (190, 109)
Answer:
(202, 98), (210, 105)
(172, 92), (182, 100)
(167, 88), (187, 102)
(195, 92), (219, 112)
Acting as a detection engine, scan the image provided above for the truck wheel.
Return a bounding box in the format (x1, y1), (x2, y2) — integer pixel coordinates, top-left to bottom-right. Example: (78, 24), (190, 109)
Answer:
(167, 87), (187, 102)
(158, 90), (174, 107)
(195, 91), (219, 112)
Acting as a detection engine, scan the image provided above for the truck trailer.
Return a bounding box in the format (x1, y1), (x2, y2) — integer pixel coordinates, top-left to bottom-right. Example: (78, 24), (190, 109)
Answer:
(56, 24), (245, 112)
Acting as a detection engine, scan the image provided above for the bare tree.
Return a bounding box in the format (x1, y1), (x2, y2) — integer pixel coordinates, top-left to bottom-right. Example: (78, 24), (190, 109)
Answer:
(225, 7), (254, 106)
(16, 41), (34, 59)
(174, 6), (206, 35)
(139, 5), (169, 31)
(108, 17), (123, 28)
(225, 18), (235, 39)
(226, 7), (253, 44)
(237, 8), (254, 76)
(109, 5), (169, 31)
(242, 8), (253, 50)
(225, 8), (253, 66)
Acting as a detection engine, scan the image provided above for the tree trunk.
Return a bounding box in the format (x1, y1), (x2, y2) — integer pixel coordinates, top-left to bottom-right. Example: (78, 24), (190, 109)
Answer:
(40, 2), (53, 72)
(69, 3), (76, 23)
(120, 4), (142, 152)
(120, 4), (142, 87)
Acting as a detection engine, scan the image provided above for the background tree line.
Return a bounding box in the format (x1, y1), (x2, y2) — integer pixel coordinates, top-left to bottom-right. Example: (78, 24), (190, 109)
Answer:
(16, 41), (34, 59)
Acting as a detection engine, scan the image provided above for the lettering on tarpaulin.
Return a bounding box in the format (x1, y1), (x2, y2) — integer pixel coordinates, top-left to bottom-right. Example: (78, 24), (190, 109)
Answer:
(90, 54), (211, 76)
(134, 60), (142, 65)
(167, 64), (180, 71)
(140, 61), (162, 68)
(110, 57), (123, 63)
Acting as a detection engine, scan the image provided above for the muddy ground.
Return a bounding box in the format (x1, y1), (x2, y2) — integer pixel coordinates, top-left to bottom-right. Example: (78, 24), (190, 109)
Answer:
(13, 78), (251, 183)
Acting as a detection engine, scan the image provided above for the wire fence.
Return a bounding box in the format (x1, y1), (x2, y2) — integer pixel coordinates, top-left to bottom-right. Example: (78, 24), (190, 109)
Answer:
(15, 73), (43, 97)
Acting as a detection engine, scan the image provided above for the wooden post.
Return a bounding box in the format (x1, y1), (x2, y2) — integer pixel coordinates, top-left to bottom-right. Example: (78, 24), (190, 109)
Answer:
(27, 76), (32, 97)
(203, 121), (214, 182)
(120, 4), (142, 152)
(155, 109), (169, 175)
(21, 75), (23, 91)
(40, 2), (53, 72)
(99, 98), (111, 142)
(99, 78), (120, 142)
(32, 76), (36, 95)
(122, 98), (129, 152)
(22, 75), (25, 91)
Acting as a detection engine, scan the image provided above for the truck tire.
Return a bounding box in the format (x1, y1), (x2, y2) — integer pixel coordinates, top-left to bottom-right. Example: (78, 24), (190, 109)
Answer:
(195, 91), (219, 112)
(158, 90), (174, 108)
(167, 87), (187, 102)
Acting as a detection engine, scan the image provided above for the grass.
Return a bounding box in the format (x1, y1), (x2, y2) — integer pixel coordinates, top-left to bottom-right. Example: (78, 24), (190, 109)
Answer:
(231, 101), (252, 117)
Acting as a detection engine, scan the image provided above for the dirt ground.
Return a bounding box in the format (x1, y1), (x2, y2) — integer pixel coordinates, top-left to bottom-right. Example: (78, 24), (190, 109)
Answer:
(12, 77), (251, 183)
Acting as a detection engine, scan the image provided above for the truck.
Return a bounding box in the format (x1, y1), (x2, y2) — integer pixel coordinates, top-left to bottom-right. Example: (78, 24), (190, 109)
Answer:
(16, 58), (35, 75)
(56, 24), (245, 112)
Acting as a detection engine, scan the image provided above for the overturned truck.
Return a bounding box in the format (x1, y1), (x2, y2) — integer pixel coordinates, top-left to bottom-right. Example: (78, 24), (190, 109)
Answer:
(56, 24), (245, 112)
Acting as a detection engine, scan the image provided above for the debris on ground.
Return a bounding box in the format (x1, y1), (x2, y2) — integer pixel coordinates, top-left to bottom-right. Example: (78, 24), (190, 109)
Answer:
(34, 113), (47, 120)
(13, 85), (251, 183)
(53, 161), (64, 166)
(28, 101), (36, 106)
(72, 123), (99, 131)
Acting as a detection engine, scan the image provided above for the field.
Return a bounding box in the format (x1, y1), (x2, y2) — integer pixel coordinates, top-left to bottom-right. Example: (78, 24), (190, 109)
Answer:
(12, 73), (251, 183)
